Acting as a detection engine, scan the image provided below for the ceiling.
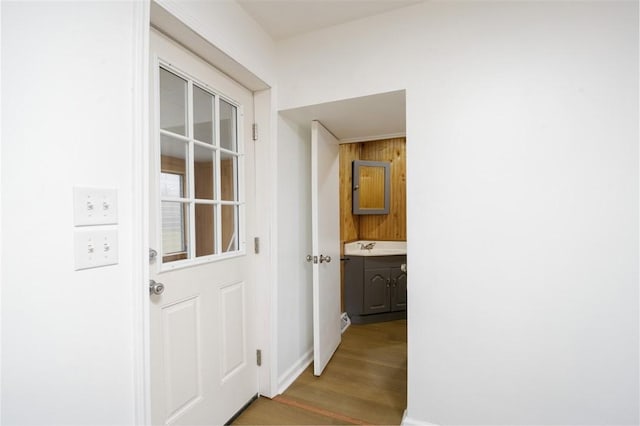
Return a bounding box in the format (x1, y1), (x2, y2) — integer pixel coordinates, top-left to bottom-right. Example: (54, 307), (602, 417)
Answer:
(280, 90), (405, 143)
(237, 0), (422, 40)
(236, 1), (410, 141)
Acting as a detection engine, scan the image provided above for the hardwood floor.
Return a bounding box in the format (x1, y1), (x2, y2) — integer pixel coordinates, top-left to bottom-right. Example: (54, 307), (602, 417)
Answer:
(233, 320), (407, 425)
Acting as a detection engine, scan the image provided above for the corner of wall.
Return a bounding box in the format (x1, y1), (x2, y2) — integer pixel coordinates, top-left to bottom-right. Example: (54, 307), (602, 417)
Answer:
(277, 348), (313, 395)
(401, 410), (439, 426)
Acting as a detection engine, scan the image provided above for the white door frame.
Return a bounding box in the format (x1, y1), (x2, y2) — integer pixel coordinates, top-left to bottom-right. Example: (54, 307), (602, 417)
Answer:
(130, 2), (278, 424)
(131, 2), (152, 424)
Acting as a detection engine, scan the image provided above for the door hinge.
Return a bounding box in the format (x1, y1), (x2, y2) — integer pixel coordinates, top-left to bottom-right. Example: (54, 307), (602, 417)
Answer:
(252, 123), (258, 141)
(254, 237), (260, 254)
(256, 349), (262, 366)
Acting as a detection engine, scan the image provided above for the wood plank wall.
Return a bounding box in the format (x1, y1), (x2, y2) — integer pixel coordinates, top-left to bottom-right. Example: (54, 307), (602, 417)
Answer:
(339, 137), (406, 246)
(339, 143), (361, 248)
(194, 161), (214, 256)
(358, 138), (406, 240)
(220, 159), (234, 251)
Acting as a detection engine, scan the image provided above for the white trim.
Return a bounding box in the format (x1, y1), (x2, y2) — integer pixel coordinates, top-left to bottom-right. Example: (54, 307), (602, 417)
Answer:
(254, 88), (278, 398)
(159, 248), (248, 273)
(401, 410), (440, 426)
(0, 1), (3, 421)
(277, 348), (313, 395)
(151, 1), (269, 92)
(268, 92), (279, 397)
(339, 132), (406, 144)
(131, 1), (151, 425)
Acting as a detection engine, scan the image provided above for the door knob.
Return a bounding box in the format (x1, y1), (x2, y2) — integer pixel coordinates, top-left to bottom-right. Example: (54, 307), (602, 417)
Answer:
(149, 279), (164, 295)
(319, 255), (331, 263)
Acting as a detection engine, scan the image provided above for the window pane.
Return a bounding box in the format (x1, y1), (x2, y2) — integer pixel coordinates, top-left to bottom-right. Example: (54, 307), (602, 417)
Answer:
(193, 85), (214, 144)
(162, 201), (189, 262)
(220, 152), (237, 202)
(159, 68), (187, 136)
(161, 134), (187, 197)
(194, 145), (215, 200)
(219, 99), (237, 152)
(221, 205), (237, 253)
(195, 204), (216, 257)
(157, 63), (245, 264)
(160, 172), (183, 199)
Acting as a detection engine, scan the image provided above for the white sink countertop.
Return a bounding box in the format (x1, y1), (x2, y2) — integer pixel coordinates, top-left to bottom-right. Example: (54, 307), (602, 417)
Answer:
(344, 240), (406, 256)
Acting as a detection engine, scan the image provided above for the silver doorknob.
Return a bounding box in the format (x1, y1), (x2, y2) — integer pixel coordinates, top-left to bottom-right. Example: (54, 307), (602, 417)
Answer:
(319, 254), (332, 263)
(149, 279), (164, 295)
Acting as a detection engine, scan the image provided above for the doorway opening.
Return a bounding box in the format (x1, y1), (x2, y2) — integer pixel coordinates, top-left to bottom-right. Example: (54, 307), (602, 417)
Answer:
(275, 90), (408, 421)
(339, 136), (407, 325)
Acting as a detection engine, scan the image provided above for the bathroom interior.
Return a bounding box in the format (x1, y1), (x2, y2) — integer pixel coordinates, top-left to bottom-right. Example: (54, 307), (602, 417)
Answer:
(276, 89), (407, 404)
(340, 137), (407, 326)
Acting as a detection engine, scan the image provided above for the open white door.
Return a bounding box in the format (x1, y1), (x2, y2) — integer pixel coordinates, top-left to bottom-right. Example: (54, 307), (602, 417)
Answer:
(311, 120), (341, 376)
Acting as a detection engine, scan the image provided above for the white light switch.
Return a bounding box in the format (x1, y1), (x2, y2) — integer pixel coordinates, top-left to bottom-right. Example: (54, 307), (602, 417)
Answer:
(74, 229), (119, 270)
(73, 187), (118, 226)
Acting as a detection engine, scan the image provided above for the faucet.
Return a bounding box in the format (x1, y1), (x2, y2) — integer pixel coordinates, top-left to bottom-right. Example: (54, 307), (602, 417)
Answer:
(359, 242), (376, 250)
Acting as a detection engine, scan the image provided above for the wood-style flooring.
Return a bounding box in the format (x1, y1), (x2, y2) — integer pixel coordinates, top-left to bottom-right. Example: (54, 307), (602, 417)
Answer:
(233, 320), (407, 425)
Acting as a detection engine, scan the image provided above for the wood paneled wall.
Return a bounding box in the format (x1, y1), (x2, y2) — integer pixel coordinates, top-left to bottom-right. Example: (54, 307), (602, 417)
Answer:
(220, 159), (235, 251)
(339, 137), (406, 246)
(358, 138), (406, 240)
(194, 161), (214, 256)
(339, 143), (360, 249)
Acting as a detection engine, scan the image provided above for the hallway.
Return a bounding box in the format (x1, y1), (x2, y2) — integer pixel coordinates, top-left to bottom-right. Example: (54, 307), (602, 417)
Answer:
(234, 320), (407, 425)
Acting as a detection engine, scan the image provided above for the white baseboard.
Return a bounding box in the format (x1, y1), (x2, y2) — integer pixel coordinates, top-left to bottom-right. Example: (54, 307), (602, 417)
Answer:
(402, 410), (439, 426)
(277, 348), (313, 394)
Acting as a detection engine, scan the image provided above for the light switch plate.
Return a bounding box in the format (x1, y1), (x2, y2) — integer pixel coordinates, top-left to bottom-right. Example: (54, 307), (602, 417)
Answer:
(73, 187), (118, 226)
(74, 229), (119, 270)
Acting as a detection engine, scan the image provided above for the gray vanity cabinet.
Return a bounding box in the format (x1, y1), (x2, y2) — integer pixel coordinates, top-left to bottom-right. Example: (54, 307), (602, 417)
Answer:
(363, 268), (391, 314)
(390, 266), (407, 311)
(345, 255), (407, 324)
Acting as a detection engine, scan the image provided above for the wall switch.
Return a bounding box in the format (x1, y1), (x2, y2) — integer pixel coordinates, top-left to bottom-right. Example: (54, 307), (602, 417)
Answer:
(74, 229), (119, 270)
(73, 187), (118, 226)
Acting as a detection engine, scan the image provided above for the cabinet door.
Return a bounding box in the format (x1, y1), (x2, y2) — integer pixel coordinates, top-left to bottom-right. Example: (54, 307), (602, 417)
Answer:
(390, 267), (407, 312)
(344, 256), (365, 316)
(363, 268), (391, 314)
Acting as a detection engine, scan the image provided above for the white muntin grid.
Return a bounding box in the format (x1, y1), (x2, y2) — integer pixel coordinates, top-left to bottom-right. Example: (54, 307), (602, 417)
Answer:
(154, 59), (246, 271)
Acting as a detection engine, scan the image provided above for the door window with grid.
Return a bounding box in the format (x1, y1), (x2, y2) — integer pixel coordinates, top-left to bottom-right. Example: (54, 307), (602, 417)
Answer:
(157, 65), (243, 266)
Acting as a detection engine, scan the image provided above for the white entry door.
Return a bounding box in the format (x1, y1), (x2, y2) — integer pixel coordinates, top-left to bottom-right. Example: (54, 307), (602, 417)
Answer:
(310, 120), (341, 376)
(149, 30), (258, 425)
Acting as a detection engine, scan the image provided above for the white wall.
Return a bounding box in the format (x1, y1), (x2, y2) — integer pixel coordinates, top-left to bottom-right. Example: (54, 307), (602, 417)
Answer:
(276, 115), (314, 390)
(1, 0), (280, 423)
(277, 1), (639, 424)
(1, 2), (138, 424)
(155, 0), (277, 88)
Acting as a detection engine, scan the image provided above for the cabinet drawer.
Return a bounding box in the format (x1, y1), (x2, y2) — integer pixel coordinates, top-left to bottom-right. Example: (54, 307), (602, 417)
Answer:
(364, 255), (406, 269)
